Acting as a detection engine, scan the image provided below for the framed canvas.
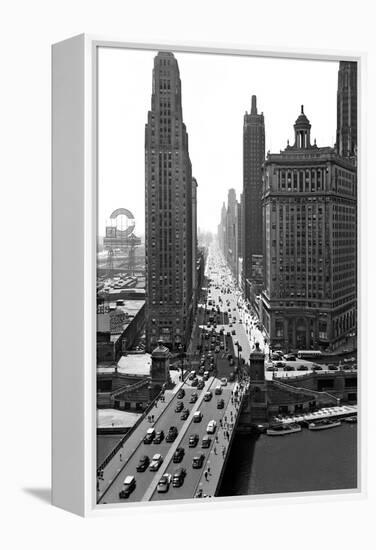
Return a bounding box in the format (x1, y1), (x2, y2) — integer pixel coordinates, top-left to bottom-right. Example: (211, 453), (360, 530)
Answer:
(52, 34), (365, 517)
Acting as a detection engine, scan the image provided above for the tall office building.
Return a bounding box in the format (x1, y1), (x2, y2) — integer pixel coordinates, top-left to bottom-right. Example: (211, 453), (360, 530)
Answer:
(226, 188), (238, 277)
(261, 106), (357, 351)
(243, 95), (265, 303)
(336, 61), (357, 160)
(145, 52), (196, 351)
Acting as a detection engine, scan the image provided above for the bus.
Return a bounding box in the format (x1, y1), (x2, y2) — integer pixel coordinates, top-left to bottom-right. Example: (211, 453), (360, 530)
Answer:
(297, 350), (323, 360)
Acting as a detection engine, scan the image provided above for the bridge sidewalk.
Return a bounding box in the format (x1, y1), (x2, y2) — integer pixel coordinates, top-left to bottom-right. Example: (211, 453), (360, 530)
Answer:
(195, 381), (249, 498)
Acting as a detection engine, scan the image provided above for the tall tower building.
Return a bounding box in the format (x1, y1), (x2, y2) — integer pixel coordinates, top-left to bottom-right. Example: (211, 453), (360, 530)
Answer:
(145, 52), (195, 352)
(336, 61), (357, 160)
(261, 106), (357, 351)
(226, 189), (238, 278)
(243, 95), (265, 303)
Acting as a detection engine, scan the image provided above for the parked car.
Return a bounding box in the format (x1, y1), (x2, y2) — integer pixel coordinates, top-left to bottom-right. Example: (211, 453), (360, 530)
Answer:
(136, 455), (150, 472)
(191, 378), (198, 387)
(173, 447), (185, 463)
(180, 408), (190, 420)
(177, 388), (185, 399)
(229, 372), (235, 382)
(149, 453), (163, 471)
(328, 364), (339, 371)
(119, 475), (136, 499)
(217, 398), (225, 409)
(188, 433), (199, 447)
(197, 380), (205, 390)
(221, 377), (228, 386)
(157, 473), (172, 493)
(214, 385), (222, 395)
(192, 454), (205, 469)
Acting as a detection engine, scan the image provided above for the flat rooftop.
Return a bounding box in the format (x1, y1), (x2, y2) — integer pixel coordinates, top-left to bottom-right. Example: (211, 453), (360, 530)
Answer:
(117, 353), (152, 375)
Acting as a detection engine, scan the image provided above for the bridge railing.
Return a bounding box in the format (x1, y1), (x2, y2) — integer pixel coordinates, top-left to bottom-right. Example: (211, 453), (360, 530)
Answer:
(96, 386), (164, 475)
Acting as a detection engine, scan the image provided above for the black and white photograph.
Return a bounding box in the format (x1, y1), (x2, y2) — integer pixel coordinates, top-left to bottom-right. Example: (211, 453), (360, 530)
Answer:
(95, 47), (358, 505)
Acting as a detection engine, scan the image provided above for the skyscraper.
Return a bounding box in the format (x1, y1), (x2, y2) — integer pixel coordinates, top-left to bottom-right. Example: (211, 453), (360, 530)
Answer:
(261, 106), (357, 351)
(145, 52), (196, 351)
(336, 61), (357, 160)
(243, 95), (265, 303)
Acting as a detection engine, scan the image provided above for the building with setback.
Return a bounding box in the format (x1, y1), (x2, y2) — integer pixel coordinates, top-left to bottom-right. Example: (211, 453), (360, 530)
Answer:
(145, 52), (196, 352)
(243, 95), (265, 304)
(261, 104), (357, 351)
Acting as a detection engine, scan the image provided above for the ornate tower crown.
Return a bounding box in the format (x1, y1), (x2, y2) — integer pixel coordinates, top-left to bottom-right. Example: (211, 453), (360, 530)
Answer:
(293, 105), (311, 149)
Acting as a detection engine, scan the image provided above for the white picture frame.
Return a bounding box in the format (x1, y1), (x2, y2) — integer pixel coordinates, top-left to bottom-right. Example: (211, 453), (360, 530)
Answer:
(52, 34), (365, 517)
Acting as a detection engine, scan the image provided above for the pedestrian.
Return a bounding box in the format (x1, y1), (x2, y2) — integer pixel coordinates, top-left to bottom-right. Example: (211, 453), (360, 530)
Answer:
(151, 415), (154, 422)
(147, 415), (151, 422)
(214, 447), (217, 455)
(119, 452), (122, 462)
(204, 471), (208, 481)
(207, 465), (211, 474)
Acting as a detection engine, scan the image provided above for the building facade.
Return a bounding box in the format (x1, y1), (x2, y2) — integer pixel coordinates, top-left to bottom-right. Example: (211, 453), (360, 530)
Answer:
(243, 95), (265, 302)
(261, 106), (357, 351)
(336, 61), (357, 160)
(145, 52), (196, 351)
(226, 188), (238, 278)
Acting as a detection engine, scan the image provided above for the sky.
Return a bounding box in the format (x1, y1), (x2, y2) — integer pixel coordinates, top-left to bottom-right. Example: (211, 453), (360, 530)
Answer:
(98, 48), (339, 237)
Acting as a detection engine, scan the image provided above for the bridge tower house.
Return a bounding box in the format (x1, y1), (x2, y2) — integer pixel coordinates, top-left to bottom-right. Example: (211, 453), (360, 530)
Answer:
(150, 340), (172, 394)
(248, 342), (268, 422)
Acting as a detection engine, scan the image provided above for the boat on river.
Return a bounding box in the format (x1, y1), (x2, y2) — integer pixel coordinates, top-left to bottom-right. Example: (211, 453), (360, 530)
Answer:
(308, 418), (341, 430)
(266, 423), (302, 436)
(343, 416), (357, 423)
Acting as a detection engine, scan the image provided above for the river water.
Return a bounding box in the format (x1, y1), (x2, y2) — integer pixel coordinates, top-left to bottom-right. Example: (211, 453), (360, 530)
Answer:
(219, 422), (357, 496)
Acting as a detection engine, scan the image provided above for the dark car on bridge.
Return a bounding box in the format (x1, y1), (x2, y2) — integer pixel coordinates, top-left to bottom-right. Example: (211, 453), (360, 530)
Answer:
(157, 473), (172, 493)
(149, 453), (163, 472)
(297, 365), (309, 371)
(217, 398), (225, 409)
(153, 430), (164, 444)
(180, 408), (190, 420)
(177, 388), (185, 399)
(201, 435), (212, 448)
(188, 434), (199, 447)
(166, 426), (178, 442)
(175, 401), (184, 412)
(119, 475), (136, 499)
(172, 467), (186, 488)
(312, 365), (323, 371)
(143, 427), (156, 444)
(204, 391), (212, 402)
(189, 392), (198, 403)
(192, 454), (205, 469)
(173, 447), (185, 463)
(283, 365), (295, 371)
(136, 455), (150, 472)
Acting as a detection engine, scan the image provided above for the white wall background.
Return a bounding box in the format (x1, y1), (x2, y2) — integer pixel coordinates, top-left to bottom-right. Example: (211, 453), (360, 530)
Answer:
(1, 0), (375, 548)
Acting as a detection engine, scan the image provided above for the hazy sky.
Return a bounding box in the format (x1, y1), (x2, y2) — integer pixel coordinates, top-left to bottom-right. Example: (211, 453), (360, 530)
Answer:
(98, 48), (339, 236)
